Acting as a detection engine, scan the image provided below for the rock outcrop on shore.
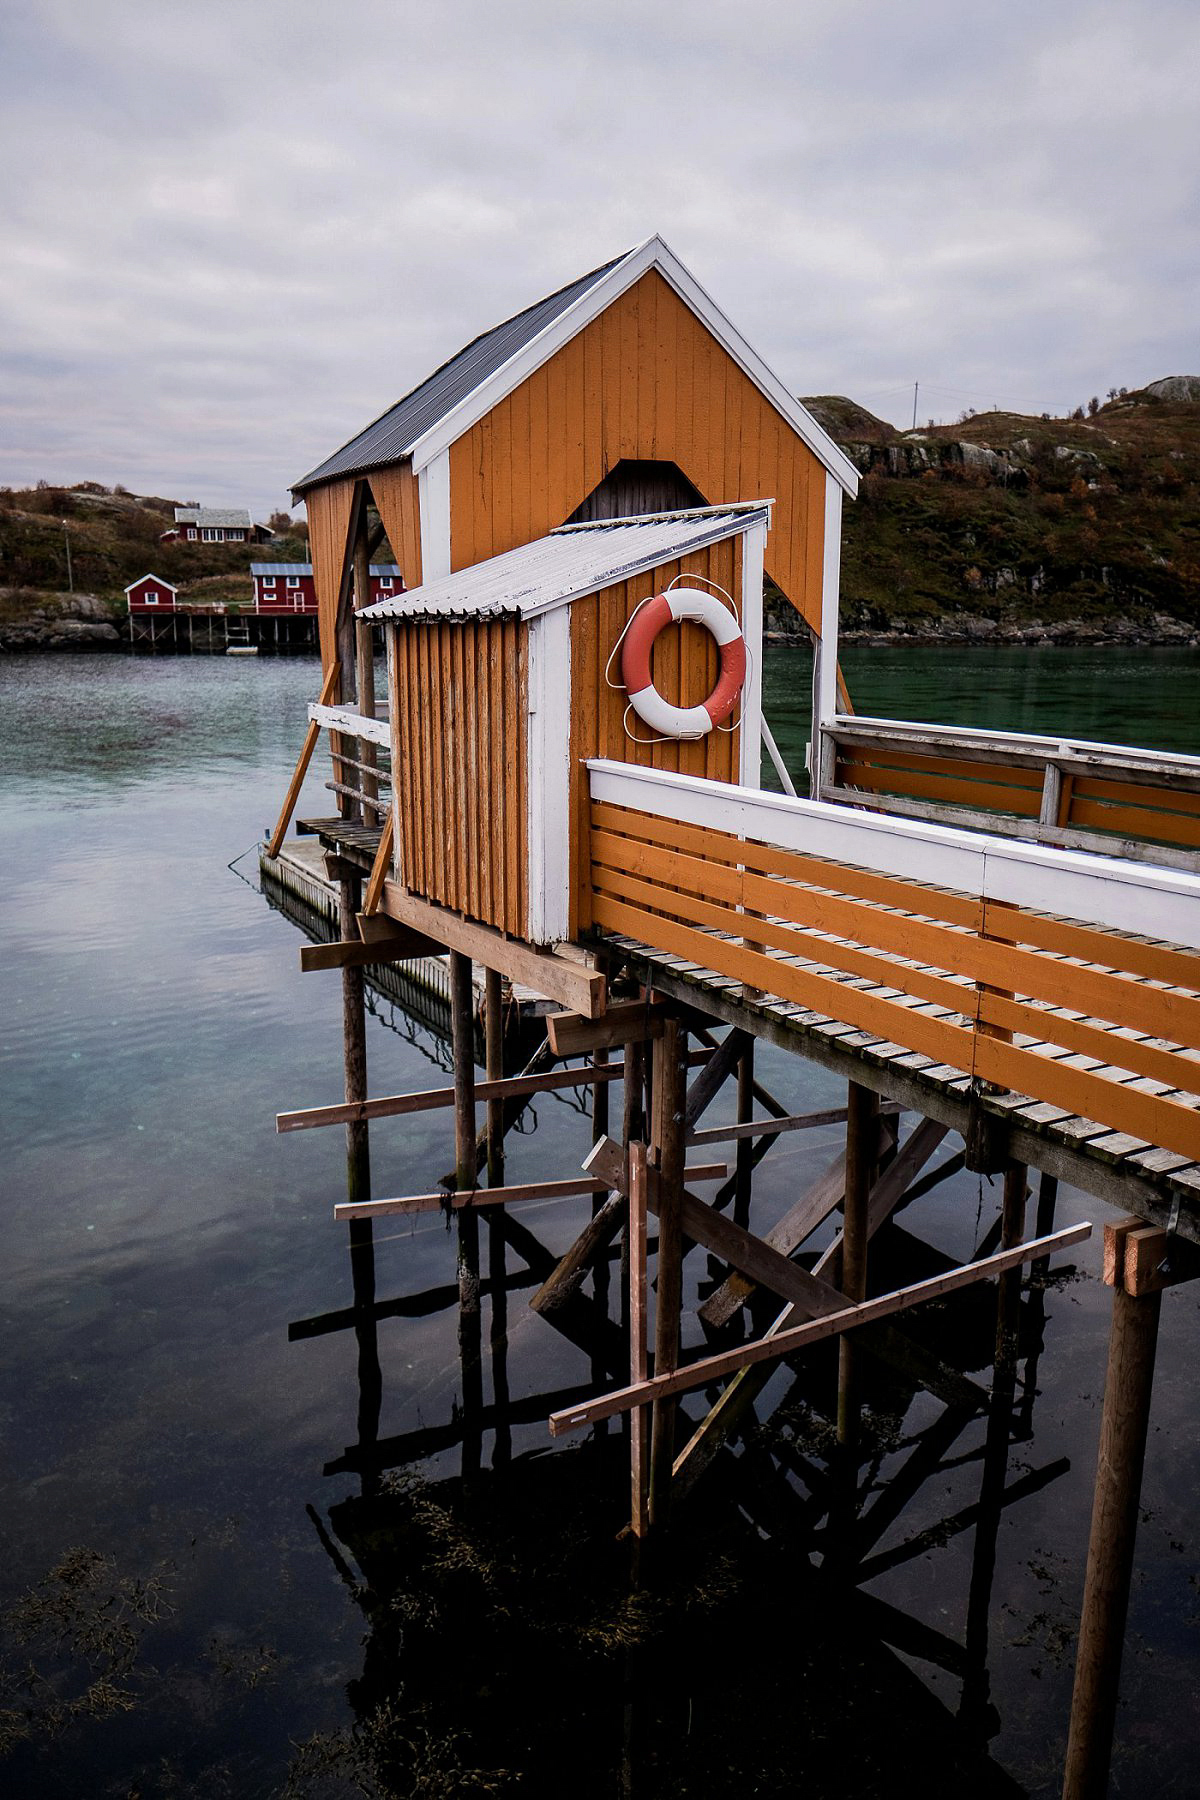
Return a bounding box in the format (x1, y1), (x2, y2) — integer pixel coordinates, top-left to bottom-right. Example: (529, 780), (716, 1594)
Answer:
(0, 590), (123, 652)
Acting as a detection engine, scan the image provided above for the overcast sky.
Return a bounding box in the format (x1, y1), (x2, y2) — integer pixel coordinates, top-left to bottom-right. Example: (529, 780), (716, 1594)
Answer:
(2, 0), (1197, 520)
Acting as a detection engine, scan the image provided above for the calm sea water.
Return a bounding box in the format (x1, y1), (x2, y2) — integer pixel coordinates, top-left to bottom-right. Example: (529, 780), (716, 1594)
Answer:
(0, 647), (1197, 1798)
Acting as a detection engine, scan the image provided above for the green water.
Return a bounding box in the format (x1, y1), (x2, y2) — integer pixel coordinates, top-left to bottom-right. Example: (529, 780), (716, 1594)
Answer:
(762, 643), (1200, 789)
(0, 648), (1196, 1798)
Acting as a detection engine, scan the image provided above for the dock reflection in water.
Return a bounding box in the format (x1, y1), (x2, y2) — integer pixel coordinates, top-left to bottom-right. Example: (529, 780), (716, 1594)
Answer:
(288, 1080), (1081, 1797)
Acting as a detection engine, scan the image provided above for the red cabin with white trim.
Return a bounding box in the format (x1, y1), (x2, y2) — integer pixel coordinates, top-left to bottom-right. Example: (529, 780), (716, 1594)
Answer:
(125, 574), (179, 612)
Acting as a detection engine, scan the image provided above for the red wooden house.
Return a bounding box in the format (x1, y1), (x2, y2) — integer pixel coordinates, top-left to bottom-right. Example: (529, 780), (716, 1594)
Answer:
(125, 573), (179, 612)
(251, 563), (401, 614)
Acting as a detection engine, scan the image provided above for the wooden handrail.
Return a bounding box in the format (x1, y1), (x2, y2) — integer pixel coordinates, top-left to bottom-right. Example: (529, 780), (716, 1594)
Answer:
(583, 762), (1200, 1160)
(822, 716), (1200, 868)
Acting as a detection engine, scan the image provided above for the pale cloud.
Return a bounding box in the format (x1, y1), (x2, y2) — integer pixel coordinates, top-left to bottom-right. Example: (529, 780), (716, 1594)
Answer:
(0, 0), (1196, 519)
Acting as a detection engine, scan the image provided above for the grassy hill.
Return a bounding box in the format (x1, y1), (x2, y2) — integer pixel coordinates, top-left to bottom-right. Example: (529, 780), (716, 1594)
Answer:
(0, 482), (309, 628)
(6, 378), (1199, 649)
(794, 380), (1200, 643)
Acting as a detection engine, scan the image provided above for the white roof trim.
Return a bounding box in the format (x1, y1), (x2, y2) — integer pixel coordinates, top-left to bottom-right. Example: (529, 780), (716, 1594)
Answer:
(403, 235), (860, 497)
(124, 573), (179, 594)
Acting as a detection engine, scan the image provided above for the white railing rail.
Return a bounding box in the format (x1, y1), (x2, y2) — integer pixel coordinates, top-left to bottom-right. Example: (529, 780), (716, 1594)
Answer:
(585, 758), (1200, 951)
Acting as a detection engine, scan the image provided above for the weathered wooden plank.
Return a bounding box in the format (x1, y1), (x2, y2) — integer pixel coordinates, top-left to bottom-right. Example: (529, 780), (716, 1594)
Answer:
(277, 1061), (630, 1133)
(309, 702), (391, 747)
(546, 997), (667, 1056)
(586, 1135), (984, 1413)
(299, 922), (438, 971)
(548, 1223), (1092, 1433)
(381, 877), (604, 1015)
(337, 1177), (609, 1220)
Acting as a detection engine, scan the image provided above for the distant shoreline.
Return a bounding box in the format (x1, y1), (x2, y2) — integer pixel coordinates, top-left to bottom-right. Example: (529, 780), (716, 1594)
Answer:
(765, 626), (1200, 650)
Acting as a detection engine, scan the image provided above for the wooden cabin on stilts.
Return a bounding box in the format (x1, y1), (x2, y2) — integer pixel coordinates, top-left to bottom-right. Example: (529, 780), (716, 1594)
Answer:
(266, 235), (1200, 1798)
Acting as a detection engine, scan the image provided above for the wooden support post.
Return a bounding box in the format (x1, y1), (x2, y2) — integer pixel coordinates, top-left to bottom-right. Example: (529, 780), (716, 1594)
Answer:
(629, 1141), (650, 1540)
(1062, 1222), (1165, 1800)
(591, 1045), (612, 1395)
(995, 1160), (1029, 1366)
(648, 1018), (686, 1532)
(620, 1036), (645, 1352)
(837, 1081), (879, 1449)
(484, 966), (510, 1469)
(339, 875), (371, 1210)
(337, 868), (380, 1493)
(734, 1039), (754, 1231)
(959, 1168), (1027, 1738)
(450, 951), (482, 1476)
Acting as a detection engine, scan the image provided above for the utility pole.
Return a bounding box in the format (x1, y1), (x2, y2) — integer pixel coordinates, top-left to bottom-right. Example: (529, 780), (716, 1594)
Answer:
(912, 382), (919, 431)
(62, 519), (73, 593)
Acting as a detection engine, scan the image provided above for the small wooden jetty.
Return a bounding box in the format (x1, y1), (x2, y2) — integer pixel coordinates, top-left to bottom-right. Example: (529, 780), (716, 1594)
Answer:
(266, 237), (1200, 1797)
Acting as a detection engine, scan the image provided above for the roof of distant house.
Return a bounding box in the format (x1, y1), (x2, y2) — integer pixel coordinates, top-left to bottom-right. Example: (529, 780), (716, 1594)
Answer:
(174, 506), (254, 528)
(358, 504), (769, 623)
(250, 563), (400, 578)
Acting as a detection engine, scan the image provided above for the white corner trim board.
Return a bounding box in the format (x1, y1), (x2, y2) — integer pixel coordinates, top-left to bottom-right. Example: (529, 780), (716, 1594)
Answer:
(527, 608), (573, 943)
(417, 451), (451, 582)
(738, 515), (766, 790)
(585, 759), (1200, 951)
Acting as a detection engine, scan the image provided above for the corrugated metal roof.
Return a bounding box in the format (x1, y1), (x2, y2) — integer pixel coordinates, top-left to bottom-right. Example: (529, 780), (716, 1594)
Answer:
(291, 253), (629, 496)
(250, 563), (400, 577)
(357, 505), (768, 623)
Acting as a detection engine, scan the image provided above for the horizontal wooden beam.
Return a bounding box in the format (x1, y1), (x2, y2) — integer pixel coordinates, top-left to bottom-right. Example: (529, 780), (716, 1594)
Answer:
(278, 1045), (713, 1134)
(335, 1162), (728, 1222)
(309, 701), (391, 746)
(546, 997), (667, 1056)
(300, 924), (439, 972)
(687, 1102), (899, 1147)
(547, 1222), (1092, 1435)
(381, 878), (606, 1017)
(277, 1060), (631, 1133)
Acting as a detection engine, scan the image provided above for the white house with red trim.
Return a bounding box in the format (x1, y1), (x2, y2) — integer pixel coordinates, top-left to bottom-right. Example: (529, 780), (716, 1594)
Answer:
(251, 563), (402, 613)
(125, 573), (179, 612)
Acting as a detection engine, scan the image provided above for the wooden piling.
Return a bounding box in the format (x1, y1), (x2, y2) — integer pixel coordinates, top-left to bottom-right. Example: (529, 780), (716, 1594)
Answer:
(1062, 1256), (1164, 1800)
(995, 1161), (1029, 1365)
(734, 1038), (754, 1230)
(450, 950), (483, 1471)
(339, 874), (371, 1209)
(648, 1018), (686, 1531)
(484, 966), (510, 1467)
(629, 1140), (650, 1539)
(837, 1081), (879, 1450)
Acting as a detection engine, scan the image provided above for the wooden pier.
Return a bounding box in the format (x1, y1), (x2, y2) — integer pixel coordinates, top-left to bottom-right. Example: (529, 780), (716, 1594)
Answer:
(264, 239), (1200, 1794)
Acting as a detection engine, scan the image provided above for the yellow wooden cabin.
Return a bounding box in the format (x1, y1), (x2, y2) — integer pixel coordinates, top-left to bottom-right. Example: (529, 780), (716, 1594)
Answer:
(356, 503), (768, 949)
(292, 234), (858, 704)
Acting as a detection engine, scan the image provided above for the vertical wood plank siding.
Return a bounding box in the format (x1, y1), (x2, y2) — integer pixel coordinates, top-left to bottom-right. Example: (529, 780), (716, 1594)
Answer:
(449, 270), (827, 634)
(390, 620), (527, 938)
(569, 538), (742, 937)
(305, 478), (357, 672)
(369, 463), (423, 590)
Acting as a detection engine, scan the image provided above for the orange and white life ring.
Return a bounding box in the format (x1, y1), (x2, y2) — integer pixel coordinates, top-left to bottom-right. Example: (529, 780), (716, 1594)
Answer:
(620, 588), (747, 740)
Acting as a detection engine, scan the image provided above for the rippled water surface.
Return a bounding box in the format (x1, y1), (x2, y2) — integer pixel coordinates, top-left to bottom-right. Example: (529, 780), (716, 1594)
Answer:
(1, 649), (1197, 1797)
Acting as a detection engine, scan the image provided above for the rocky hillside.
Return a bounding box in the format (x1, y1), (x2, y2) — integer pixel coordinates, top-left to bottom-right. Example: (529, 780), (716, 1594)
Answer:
(0, 482), (308, 649)
(790, 379), (1200, 644)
